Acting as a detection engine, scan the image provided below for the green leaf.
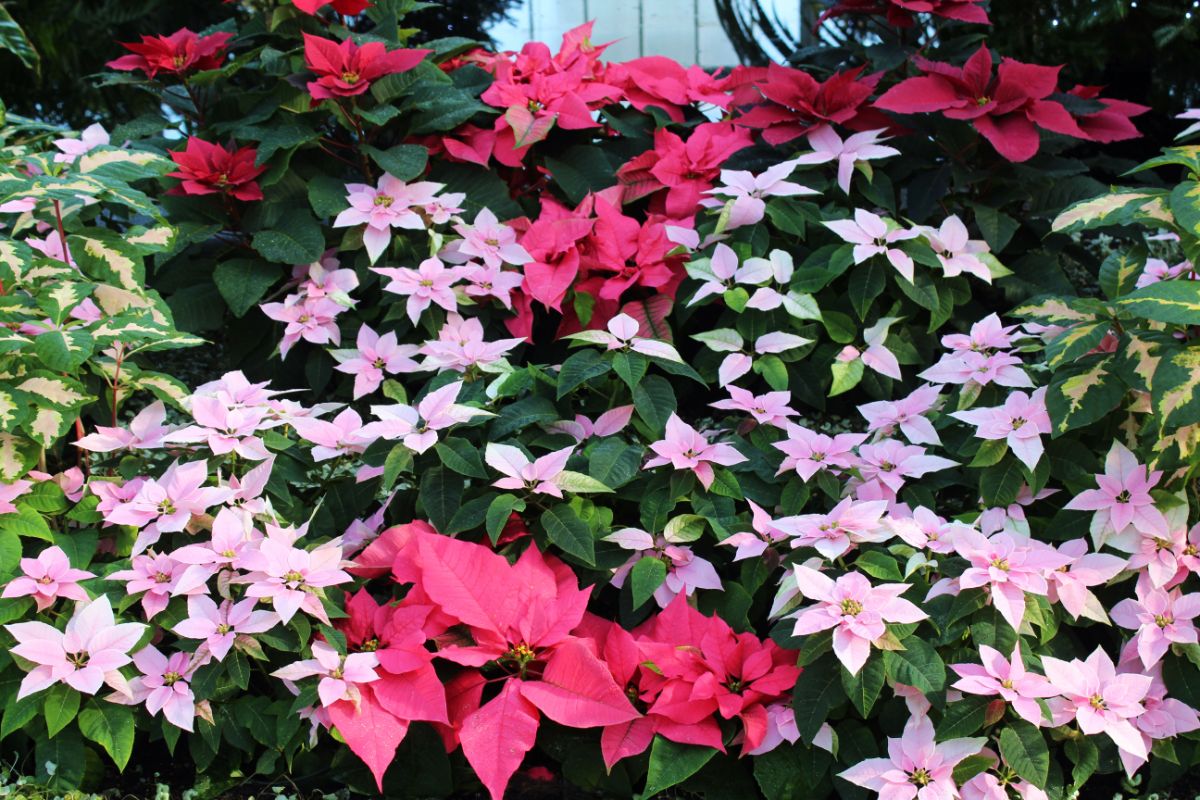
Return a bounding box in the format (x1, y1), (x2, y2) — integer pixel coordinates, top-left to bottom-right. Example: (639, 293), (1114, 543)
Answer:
(854, 551), (903, 582)
(998, 720), (1049, 786)
(1045, 322), (1109, 370)
(632, 375), (676, 435)
(968, 439), (1009, 468)
(0, 528), (19, 574)
(587, 440), (643, 489)
(1064, 737), (1098, 787)
(485, 494), (524, 544)
(42, 684), (79, 738)
(841, 655), (884, 717)
(364, 144), (428, 181)
(251, 213), (325, 264)
(1170, 180), (1200, 239)
(1150, 343), (1200, 431)
(554, 471), (613, 494)
(0, 6), (39, 75)
(491, 395), (558, 438)
(1118, 279), (1200, 325)
(630, 557), (666, 610)
(847, 260), (887, 320)
(612, 350), (648, 391)
(0, 504), (52, 540)
(540, 504), (595, 565)
(829, 358), (864, 396)
(1098, 246), (1146, 300)
(639, 736), (717, 799)
(980, 458), (1025, 506)
(792, 656), (845, 742)
(78, 701), (135, 771)
(308, 173), (350, 219)
(1046, 357), (1125, 436)
(213, 259), (281, 317)
(972, 204), (1019, 252)
(435, 437), (488, 479)
(557, 349), (611, 399)
(419, 467), (462, 532)
(33, 329), (93, 371)
(35, 727), (83, 789)
(883, 638), (946, 694)
(937, 696), (990, 740)
(952, 753), (993, 786)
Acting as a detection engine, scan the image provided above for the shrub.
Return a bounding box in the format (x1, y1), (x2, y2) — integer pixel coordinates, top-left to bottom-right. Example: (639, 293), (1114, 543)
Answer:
(0, 1), (1197, 799)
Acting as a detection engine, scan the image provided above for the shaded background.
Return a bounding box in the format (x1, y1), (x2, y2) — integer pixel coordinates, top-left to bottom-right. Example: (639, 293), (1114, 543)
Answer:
(0, 0), (1195, 148)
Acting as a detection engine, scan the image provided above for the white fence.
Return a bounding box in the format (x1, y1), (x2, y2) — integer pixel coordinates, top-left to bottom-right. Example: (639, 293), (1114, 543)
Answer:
(488, 0), (805, 66)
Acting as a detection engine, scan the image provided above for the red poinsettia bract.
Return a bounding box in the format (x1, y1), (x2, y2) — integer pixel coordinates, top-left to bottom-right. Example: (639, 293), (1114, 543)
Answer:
(874, 46), (1092, 162)
(818, 0), (990, 27)
(478, 23), (622, 163)
(106, 28), (233, 79)
(616, 121), (754, 217)
(732, 63), (888, 145)
(303, 34), (431, 101)
(605, 56), (732, 122)
(292, 0), (372, 14)
(166, 138), (266, 201)
(326, 589), (448, 788)
(1065, 85), (1151, 143)
(581, 597), (800, 769)
(373, 528), (637, 800)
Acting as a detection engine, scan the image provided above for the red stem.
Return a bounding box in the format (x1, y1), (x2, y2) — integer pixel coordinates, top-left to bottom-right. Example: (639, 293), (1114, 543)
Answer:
(52, 200), (72, 267)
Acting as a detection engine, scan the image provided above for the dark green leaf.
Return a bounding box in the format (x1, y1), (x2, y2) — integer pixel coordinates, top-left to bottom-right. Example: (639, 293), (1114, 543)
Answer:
(630, 557), (666, 610)
(792, 656), (845, 742)
(435, 437), (488, 479)
(78, 701), (135, 771)
(213, 259), (281, 317)
(841, 655), (885, 717)
(640, 736), (717, 799)
(540, 505), (595, 565)
(999, 720), (1049, 786)
(883, 639), (946, 694)
(251, 213), (325, 264)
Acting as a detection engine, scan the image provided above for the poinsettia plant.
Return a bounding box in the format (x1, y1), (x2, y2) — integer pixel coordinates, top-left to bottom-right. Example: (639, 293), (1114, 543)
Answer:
(0, 1), (1197, 799)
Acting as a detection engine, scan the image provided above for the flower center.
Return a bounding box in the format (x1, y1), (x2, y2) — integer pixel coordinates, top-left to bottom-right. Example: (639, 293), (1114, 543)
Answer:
(158, 499), (176, 515)
(216, 623), (231, 634)
(840, 598), (864, 616)
(172, 54), (187, 68)
(1186, 544), (1198, 557)
(374, 195), (394, 207)
(419, 279), (434, 288)
(725, 678), (745, 693)
(361, 638), (380, 652)
(506, 642), (536, 667)
(1011, 417), (1026, 430)
(69, 652), (89, 669)
(1089, 693), (1107, 710)
(38, 576), (54, 584)
(222, 548), (237, 558)
(282, 570), (305, 585)
(990, 557), (1010, 571)
(154, 571), (171, 583)
(909, 768), (932, 787)
(163, 671), (182, 686)
(810, 452), (825, 462)
(1001, 678), (1014, 689)
(1155, 614), (1174, 628)
(341, 71), (360, 84)
(976, 96), (991, 106)
(879, 461), (895, 472)
(1115, 490), (1131, 504)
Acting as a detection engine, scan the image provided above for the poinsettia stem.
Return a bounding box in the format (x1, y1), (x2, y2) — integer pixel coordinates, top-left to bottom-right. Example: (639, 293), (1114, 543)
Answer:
(52, 200), (71, 267)
(111, 343), (124, 428)
(182, 78), (208, 129)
